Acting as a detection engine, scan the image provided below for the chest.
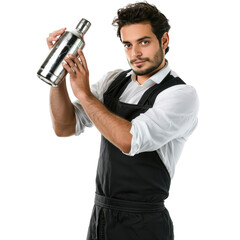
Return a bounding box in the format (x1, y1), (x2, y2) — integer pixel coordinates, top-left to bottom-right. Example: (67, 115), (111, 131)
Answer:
(119, 79), (156, 104)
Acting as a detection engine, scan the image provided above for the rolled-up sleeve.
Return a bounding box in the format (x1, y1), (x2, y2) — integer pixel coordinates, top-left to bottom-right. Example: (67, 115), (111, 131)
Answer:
(127, 85), (199, 156)
(73, 101), (93, 136)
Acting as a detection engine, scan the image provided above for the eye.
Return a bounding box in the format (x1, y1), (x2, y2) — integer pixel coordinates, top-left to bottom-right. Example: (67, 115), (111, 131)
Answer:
(141, 40), (149, 46)
(124, 43), (132, 49)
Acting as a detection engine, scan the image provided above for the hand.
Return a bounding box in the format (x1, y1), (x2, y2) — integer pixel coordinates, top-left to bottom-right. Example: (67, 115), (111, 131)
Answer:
(46, 28), (67, 86)
(62, 49), (92, 101)
(46, 28), (66, 50)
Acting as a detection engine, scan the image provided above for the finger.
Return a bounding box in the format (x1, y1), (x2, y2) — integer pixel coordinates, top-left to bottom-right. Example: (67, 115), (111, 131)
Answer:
(47, 41), (54, 49)
(62, 62), (75, 75)
(64, 55), (79, 72)
(78, 49), (88, 70)
(47, 36), (59, 42)
(68, 54), (83, 70)
(46, 36), (59, 49)
(47, 28), (66, 49)
(49, 28), (66, 38)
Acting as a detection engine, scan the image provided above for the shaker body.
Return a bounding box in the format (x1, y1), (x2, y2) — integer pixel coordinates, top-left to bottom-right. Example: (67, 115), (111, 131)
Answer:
(37, 31), (85, 87)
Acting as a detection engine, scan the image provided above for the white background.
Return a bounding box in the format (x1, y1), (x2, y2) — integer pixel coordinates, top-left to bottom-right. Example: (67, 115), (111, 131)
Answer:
(0, 0), (239, 239)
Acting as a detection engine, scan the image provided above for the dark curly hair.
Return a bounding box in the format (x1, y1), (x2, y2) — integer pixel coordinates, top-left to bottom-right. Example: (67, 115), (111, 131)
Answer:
(112, 2), (171, 54)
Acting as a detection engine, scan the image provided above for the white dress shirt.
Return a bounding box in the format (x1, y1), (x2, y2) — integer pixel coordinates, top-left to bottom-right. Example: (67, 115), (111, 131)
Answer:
(73, 62), (199, 178)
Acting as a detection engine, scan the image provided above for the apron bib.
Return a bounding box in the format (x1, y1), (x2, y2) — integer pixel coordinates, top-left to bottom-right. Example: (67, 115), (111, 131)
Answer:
(87, 70), (185, 240)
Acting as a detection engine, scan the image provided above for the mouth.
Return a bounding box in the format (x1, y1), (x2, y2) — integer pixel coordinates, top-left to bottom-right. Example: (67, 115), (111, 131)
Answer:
(130, 58), (149, 68)
(132, 60), (147, 67)
(133, 61), (146, 67)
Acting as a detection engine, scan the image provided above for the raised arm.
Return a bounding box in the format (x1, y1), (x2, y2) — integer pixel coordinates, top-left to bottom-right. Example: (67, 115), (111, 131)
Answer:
(47, 28), (76, 137)
(63, 49), (133, 153)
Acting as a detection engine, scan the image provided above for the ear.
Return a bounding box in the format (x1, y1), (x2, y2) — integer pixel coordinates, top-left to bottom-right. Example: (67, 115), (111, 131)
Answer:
(161, 32), (169, 51)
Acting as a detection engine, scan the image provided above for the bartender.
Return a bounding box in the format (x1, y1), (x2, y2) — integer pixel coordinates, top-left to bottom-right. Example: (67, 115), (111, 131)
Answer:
(47, 2), (199, 240)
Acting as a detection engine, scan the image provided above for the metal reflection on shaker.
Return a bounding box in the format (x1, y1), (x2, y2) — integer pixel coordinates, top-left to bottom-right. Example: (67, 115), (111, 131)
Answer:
(37, 18), (91, 87)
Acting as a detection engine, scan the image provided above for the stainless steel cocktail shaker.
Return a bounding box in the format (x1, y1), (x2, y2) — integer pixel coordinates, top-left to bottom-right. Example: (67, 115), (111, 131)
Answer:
(37, 18), (91, 87)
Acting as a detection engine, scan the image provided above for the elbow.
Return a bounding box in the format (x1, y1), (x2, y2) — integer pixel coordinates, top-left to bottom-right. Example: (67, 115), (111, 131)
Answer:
(52, 123), (75, 137)
(118, 129), (133, 154)
(52, 117), (76, 137)
(53, 128), (74, 137)
(119, 138), (132, 154)
(54, 130), (73, 137)
(120, 144), (131, 154)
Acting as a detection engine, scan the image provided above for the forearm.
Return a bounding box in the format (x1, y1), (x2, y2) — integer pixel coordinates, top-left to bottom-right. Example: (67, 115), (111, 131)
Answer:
(61, 50), (132, 148)
(79, 93), (132, 153)
(50, 80), (76, 136)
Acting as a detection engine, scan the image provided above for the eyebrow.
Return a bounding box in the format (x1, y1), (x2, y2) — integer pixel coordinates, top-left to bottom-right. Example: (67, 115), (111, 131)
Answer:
(122, 36), (152, 44)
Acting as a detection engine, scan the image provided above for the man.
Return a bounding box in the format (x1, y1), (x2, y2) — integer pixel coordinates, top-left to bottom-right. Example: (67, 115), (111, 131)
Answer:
(47, 2), (199, 240)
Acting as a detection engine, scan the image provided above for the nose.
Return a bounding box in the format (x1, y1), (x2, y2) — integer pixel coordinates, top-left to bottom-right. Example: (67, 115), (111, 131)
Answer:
(132, 44), (142, 58)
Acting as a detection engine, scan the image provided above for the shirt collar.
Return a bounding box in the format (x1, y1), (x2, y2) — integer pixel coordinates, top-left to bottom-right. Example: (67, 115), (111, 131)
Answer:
(126, 60), (171, 84)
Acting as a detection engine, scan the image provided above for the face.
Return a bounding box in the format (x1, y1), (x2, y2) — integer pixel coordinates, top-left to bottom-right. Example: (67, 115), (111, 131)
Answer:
(120, 22), (168, 79)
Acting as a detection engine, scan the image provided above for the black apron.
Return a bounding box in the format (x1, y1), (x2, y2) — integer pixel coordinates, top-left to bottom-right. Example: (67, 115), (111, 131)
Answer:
(87, 70), (186, 240)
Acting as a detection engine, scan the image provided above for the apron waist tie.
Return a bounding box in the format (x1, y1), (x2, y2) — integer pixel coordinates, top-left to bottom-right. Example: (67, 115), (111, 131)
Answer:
(95, 194), (165, 213)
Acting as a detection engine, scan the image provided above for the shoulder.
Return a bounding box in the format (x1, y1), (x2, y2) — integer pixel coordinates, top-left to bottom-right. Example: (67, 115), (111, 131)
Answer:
(155, 73), (199, 115)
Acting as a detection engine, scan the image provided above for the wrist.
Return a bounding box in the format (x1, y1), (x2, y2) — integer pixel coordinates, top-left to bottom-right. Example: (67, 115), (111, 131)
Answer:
(51, 78), (66, 91)
(77, 91), (95, 105)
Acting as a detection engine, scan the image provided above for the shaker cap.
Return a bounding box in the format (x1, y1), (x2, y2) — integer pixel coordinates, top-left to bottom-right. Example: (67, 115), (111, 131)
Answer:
(76, 18), (91, 35)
